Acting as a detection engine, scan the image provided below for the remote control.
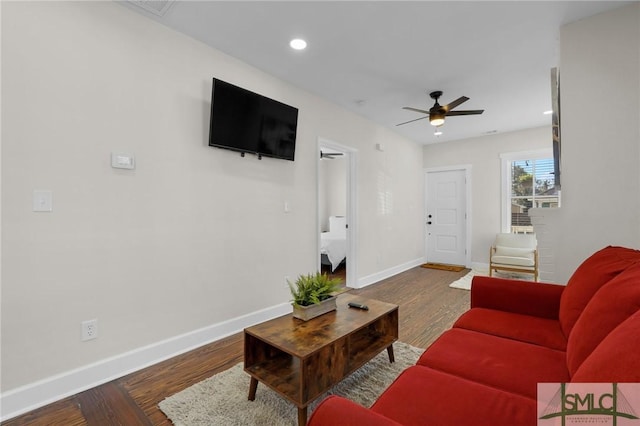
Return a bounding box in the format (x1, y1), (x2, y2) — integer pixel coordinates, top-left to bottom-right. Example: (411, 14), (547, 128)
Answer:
(348, 302), (369, 310)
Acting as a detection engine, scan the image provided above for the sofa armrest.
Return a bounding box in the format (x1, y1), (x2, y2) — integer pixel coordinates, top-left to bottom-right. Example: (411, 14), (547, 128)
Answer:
(308, 395), (402, 426)
(470, 276), (565, 320)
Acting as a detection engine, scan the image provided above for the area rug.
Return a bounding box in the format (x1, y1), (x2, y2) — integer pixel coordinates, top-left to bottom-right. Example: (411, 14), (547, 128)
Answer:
(159, 342), (423, 426)
(448, 268), (488, 290)
(420, 262), (466, 272)
(449, 268), (535, 290)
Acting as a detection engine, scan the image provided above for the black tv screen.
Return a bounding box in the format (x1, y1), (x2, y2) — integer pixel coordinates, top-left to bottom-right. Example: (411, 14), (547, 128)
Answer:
(208, 78), (298, 161)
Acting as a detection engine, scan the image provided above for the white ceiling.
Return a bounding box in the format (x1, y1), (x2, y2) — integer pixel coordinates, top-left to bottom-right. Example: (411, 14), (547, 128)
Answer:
(121, 1), (632, 145)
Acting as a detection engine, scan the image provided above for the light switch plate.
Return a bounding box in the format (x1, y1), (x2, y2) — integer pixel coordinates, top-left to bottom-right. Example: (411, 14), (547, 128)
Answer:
(111, 152), (135, 170)
(33, 190), (53, 212)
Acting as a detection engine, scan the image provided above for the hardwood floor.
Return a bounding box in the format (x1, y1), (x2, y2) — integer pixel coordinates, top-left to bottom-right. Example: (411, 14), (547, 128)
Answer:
(2, 266), (470, 426)
(320, 261), (346, 282)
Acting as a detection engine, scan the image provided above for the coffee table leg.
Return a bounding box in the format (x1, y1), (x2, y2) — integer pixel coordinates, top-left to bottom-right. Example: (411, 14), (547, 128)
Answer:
(297, 406), (307, 426)
(248, 377), (258, 401)
(387, 344), (395, 363)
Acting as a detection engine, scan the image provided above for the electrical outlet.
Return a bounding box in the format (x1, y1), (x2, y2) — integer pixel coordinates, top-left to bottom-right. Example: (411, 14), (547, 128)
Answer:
(81, 319), (98, 341)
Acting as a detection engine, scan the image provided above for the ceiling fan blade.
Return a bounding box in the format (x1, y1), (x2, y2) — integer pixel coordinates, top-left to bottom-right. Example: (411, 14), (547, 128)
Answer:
(446, 109), (484, 116)
(396, 116), (429, 126)
(442, 96), (469, 112)
(402, 106), (431, 115)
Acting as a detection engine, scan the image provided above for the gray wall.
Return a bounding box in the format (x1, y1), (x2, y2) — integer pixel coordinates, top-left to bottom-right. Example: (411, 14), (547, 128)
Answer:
(537, 3), (640, 282)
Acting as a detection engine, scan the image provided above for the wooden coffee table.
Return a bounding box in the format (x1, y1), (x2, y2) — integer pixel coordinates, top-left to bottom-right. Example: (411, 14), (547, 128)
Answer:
(244, 293), (399, 426)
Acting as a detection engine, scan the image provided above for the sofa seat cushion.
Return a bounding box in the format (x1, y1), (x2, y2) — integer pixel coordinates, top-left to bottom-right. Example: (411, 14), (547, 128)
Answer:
(572, 310), (640, 382)
(559, 246), (640, 337)
(416, 329), (569, 399)
(308, 395), (402, 426)
(566, 262), (640, 375)
(371, 365), (536, 426)
(454, 307), (567, 350)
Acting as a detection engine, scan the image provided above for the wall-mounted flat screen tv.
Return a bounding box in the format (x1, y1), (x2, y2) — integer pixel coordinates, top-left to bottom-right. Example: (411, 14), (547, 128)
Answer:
(208, 78), (298, 161)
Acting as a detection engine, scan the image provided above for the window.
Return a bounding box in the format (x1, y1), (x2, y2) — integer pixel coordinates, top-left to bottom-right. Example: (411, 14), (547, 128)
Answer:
(501, 150), (560, 233)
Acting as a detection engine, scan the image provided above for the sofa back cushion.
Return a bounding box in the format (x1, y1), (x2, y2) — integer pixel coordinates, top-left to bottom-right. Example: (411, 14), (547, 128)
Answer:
(566, 262), (640, 376)
(571, 309), (640, 382)
(559, 246), (640, 337)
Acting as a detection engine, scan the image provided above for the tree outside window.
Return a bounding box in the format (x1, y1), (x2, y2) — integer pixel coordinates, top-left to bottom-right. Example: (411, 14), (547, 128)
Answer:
(510, 158), (559, 233)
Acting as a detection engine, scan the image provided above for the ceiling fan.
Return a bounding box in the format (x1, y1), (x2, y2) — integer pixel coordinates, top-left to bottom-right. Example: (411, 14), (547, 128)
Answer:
(397, 91), (484, 128)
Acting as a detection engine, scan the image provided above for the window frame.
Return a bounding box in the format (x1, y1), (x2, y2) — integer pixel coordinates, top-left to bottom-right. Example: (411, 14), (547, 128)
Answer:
(500, 149), (557, 233)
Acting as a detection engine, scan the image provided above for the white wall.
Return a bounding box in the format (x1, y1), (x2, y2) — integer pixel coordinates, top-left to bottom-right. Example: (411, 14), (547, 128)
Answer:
(423, 126), (552, 266)
(0, 1), (424, 416)
(538, 3), (640, 283)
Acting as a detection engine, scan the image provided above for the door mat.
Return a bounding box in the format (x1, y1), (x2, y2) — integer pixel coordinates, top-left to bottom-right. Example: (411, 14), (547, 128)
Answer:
(421, 263), (466, 272)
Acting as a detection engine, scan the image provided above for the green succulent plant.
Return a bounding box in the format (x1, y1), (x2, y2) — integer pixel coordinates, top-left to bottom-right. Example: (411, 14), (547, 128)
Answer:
(288, 272), (342, 307)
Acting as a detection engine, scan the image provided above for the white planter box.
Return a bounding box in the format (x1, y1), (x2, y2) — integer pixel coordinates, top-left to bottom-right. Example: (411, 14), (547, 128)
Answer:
(292, 296), (337, 321)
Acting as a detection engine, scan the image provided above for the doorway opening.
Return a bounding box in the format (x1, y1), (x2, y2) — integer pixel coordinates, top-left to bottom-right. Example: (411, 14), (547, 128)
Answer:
(318, 138), (357, 288)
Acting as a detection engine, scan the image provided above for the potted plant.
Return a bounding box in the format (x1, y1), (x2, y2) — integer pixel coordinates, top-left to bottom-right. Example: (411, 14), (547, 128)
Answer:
(288, 272), (343, 321)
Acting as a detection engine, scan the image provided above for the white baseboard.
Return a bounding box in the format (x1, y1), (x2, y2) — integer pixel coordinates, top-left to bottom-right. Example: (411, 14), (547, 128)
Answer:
(1, 258), (427, 421)
(357, 257), (425, 289)
(0, 302), (291, 422)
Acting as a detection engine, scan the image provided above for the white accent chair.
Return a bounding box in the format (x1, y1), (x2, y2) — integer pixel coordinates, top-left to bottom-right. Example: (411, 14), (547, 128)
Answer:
(489, 233), (538, 281)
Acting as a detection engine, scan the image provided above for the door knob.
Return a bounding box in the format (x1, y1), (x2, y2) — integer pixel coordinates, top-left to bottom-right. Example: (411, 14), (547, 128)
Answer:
(427, 221), (432, 225)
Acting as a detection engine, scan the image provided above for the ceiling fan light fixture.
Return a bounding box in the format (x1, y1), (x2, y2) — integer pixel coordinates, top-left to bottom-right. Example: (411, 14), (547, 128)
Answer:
(430, 113), (445, 127)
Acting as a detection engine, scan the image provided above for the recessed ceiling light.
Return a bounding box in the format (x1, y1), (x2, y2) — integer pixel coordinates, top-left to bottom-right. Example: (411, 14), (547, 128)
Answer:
(543, 110), (553, 115)
(289, 39), (307, 50)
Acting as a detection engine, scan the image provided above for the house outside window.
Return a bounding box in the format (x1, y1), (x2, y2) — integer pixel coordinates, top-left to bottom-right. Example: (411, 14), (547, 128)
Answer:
(501, 150), (560, 233)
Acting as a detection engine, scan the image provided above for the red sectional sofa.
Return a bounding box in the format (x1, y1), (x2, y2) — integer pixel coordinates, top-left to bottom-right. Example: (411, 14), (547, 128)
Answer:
(308, 246), (640, 425)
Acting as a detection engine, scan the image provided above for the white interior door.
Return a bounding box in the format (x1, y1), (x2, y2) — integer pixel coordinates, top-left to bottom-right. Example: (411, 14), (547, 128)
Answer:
(425, 169), (467, 266)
